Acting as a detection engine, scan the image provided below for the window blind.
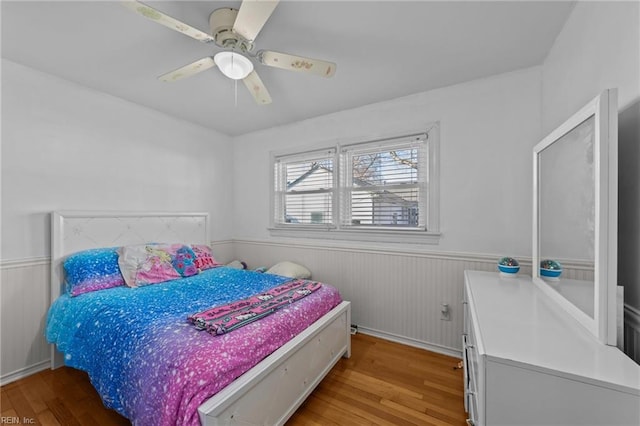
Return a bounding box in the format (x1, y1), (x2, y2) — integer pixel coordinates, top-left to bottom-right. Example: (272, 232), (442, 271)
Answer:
(273, 148), (336, 227)
(340, 133), (427, 229)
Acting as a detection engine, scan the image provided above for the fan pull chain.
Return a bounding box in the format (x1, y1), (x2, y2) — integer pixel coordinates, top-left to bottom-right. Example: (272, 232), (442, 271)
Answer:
(234, 79), (238, 107)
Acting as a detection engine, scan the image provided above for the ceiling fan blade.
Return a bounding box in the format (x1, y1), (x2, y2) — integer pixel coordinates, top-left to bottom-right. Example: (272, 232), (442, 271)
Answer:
(122, 1), (215, 43)
(259, 50), (336, 78)
(243, 70), (272, 105)
(158, 57), (216, 82)
(233, 0), (279, 42)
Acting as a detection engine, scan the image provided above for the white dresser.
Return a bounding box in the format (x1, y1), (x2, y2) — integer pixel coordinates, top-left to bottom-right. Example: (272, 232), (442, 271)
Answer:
(463, 270), (640, 426)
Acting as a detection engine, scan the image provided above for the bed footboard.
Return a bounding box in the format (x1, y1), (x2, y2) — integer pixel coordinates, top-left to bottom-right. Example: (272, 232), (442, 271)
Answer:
(198, 300), (351, 425)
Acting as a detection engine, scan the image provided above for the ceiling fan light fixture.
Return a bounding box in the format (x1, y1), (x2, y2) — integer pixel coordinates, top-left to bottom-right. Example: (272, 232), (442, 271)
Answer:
(214, 51), (253, 80)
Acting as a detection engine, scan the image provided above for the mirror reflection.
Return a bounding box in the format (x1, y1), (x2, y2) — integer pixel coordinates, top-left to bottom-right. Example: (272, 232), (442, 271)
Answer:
(538, 115), (595, 318)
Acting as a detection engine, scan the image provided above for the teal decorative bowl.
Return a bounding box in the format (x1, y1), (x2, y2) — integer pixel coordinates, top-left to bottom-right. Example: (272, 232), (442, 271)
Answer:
(497, 257), (520, 274)
(540, 259), (562, 278)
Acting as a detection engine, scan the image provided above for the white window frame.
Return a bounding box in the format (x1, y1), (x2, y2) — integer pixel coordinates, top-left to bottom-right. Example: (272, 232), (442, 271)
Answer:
(272, 147), (337, 230)
(269, 124), (440, 244)
(340, 134), (427, 231)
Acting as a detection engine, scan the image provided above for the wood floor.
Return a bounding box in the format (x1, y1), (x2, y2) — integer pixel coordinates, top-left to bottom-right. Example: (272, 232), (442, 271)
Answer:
(1, 334), (466, 425)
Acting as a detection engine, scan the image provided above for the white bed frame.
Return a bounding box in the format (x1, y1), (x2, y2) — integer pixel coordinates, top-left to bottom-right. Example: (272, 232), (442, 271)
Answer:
(50, 211), (351, 425)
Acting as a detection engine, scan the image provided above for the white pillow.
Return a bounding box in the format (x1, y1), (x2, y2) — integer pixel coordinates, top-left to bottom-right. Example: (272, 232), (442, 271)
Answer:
(266, 261), (311, 279)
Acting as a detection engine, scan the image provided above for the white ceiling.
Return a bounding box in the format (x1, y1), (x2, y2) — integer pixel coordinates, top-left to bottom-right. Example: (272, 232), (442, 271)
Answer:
(1, 1), (575, 137)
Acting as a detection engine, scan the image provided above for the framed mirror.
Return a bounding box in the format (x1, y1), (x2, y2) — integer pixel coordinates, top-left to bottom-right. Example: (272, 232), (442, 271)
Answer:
(533, 89), (618, 346)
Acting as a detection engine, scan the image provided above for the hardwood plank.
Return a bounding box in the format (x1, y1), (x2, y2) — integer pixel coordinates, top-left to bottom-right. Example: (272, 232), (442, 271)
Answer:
(45, 398), (82, 426)
(1, 334), (467, 425)
(1, 408), (18, 420)
(37, 409), (62, 426)
(314, 377), (416, 426)
(331, 368), (424, 400)
(5, 385), (38, 422)
(289, 334), (466, 426)
(17, 375), (49, 414)
(284, 405), (330, 426)
(293, 393), (373, 426)
(380, 398), (455, 426)
(1, 387), (13, 413)
(423, 376), (465, 397)
(386, 391), (467, 424)
(313, 391), (400, 426)
(349, 354), (463, 403)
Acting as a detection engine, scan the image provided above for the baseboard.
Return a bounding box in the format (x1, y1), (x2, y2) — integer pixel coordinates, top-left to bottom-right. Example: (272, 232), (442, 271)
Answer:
(0, 360), (50, 386)
(357, 326), (462, 359)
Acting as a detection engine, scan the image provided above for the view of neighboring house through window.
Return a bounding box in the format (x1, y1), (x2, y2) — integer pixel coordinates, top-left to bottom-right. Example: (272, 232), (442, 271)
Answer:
(340, 134), (426, 229)
(273, 149), (336, 227)
(272, 125), (439, 239)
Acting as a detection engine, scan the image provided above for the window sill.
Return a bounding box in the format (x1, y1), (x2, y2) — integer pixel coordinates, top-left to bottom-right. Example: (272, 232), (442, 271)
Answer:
(268, 226), (441, 245)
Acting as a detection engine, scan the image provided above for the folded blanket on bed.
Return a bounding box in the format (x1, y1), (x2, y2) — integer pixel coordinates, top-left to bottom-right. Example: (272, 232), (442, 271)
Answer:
(188, 279), (322, 335)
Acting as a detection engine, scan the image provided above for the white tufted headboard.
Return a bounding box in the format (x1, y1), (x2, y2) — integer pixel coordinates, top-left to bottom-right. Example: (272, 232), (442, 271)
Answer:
(50, 211), (209, 302)
(49, 211), (209, 368)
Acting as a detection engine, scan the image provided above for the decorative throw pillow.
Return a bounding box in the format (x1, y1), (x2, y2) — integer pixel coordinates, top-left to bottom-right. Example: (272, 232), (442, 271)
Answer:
(191, 244), (221, 272)
(64, 247), (126, 296)
(265, 261), (312, 279)
(171, 245), (198, 277)
(118, 243), (194, 288)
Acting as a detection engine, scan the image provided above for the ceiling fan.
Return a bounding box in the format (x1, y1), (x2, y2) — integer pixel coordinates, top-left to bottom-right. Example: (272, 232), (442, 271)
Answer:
(122, 0), (337, 105)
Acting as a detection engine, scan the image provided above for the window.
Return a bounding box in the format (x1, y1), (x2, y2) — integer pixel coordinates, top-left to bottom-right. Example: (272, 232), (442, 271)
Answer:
(273, 148), (336, 228)
(340, 134), (426, 230)
(271, 125), (439, 243)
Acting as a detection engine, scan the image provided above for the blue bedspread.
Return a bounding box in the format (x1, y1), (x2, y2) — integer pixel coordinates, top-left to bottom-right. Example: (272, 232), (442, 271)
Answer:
(46, 267), (293, 422)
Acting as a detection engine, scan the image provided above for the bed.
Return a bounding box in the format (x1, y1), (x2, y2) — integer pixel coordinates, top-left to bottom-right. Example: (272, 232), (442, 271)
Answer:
(47, 211), (351, 425)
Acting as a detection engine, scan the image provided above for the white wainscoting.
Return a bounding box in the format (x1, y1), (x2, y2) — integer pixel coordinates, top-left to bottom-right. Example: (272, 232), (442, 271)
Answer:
(0, 257), (51, 385)
(233, 240), (534, 357)
(232, 239), (609, 358)
(1, 239), (632, 385)
(624, 304), (640, 364)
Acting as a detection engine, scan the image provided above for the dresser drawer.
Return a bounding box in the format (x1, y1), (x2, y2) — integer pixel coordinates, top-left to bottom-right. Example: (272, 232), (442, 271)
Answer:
(466, 386), (479, 426)
(463, 280), (486, 426)
(466, 320), (479, 375)
(465, 336), (482, 418)
(463, 296), (481, 425)
(462, 335), (470, 412)
(463, 338), (478, 413)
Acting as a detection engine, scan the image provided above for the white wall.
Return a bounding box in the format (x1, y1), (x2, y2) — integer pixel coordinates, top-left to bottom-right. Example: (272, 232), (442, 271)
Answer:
(1, 59), (234, 261)
(233, 67), (542, 257)
(230, 67), (542, 353)
(541, 1), (640, 313)
(541, 1), (640, 134)
(0, 59), (235, 382)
